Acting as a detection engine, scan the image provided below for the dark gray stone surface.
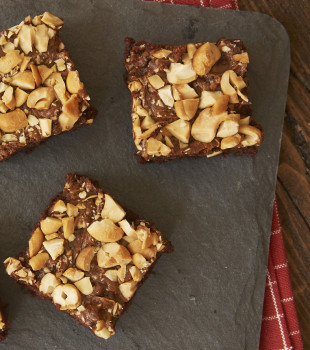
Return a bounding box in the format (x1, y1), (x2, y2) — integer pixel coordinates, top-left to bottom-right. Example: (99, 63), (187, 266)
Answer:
(0, 1), (290, 349)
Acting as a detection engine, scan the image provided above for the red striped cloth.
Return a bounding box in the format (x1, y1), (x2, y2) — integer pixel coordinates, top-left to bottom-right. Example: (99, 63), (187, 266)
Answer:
(143, 1), (304, 349)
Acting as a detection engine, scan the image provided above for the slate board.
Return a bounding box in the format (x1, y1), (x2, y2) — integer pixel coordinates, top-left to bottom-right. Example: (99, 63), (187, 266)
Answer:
(0, 1), (290, 349)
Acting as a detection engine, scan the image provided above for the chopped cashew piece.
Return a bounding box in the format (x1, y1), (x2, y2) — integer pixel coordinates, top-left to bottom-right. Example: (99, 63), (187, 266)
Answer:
(27, 87), (55, 109)
(187, 43), (197, 59)
(233, 52), (249, 63)
(199, 91), (223, 109)
(165, 119), (191, 144)
(0, 50), (23, 74)
(129, 266), (142, 282)
(76, 246), (96, 271)
(52, 284), (81, 310)
(17, 24), (35, 54)
(29, 227), (44, 258)
(212, 95), (230, 116)
(30, 64), (42, 87)
(0, 109), (28, 132)
(158, 85), (174, 107)
(146, 137), (171, 156)
(166, 63), (197, 85)
(141, 115), (155, 130)
(11, 71), (36, 90)
(74, 277), (93, 295)
(192, 42), (221, 76)
(174, 99), (199, 121)
(29, 252), (49, 271)
(43, 238), (64, 260)
(66, 71), (84, 94)
(2, 86), (16, 110)
(220, 70), (239, 103)
(15, 88), (29, 107)
(39, 118), (52, 137)
(216, 117), (240, 138)
(207, 150), (223, 158)
(221, 134), (242, 150)
(151, 49), (172, 58)
(102, 243), (132, 265)
(62, 216), (74, 239)
(127, 240), (157, 259)
(34, 24), (49, 53)
(229, 70), (246, 91)
(239, 125), (262, 146)
(128, 81), (142, 92)
(148, 75), (165, 90)
(40, 217), (62, 235)
(39, 273), (60, 295)
(41, 12), (64, 28)
(63, 268), (84, 282)
(52, 199), (67, 213)
(38, 65), (54, 83)
(192, 108), (235, 143)
(119, 281), (138, 301)
(101, 194), (126, 223)
(172, 84), (198, 100)
(118, 220), (137, 238)
(87, 219), (124, 242)
(132, 253), (148, 269)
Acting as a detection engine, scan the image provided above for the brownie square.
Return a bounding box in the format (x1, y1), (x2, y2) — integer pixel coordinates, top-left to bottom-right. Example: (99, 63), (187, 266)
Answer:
(124, 37), (263, 163)
(4, 174), (172, 339)
(0, 301), (8, 341)
(0, 12), (97, 161)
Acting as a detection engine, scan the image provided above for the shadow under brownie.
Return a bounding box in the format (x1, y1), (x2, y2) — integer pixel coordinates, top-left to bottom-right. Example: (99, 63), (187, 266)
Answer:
(0, 12), (97, 161)
(4, 174), (172, 339)
(124, 37), (263, 163)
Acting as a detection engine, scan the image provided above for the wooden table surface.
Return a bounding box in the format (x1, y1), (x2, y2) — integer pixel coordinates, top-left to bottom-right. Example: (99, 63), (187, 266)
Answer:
(238, 1), (310, 348)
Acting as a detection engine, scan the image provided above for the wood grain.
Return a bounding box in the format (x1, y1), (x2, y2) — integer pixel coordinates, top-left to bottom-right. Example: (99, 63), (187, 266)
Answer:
(238, 0), (310, 348)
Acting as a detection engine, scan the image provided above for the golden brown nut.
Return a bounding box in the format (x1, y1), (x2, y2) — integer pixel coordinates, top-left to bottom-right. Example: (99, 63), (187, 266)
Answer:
(11, 71), (36, 90)
(166, 63), (197, 85)
(27, 87), (55, 109)
(192, 42), (221, 76)
(87, 219), (124, 242)
(0, 109), (28, 132)
(76, 246), (96, 272)
(39, 273), (61, 295)
(29, 252), (49, 271)
(40, 217), (62, 235)
(29, 227), (44, 258)
(43, 238), (64, 260)
(165, 119), (191, 144)
(101, 194), (126, 223)
(0, 50), (23, 74)
(66, 71), (84, 94)
(52, 284), (81, 310)
(174, 99), (199, 121)
(74, 277), (93, 295)
(119, 281), (138, 301)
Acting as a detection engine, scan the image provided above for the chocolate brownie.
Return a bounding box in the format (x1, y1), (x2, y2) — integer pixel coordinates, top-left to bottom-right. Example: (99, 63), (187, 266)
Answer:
(0, 301), (8, 341)
(124, 37), (263, 163)
(0, 12), (97, 161)
(4, 174), (173, 339)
